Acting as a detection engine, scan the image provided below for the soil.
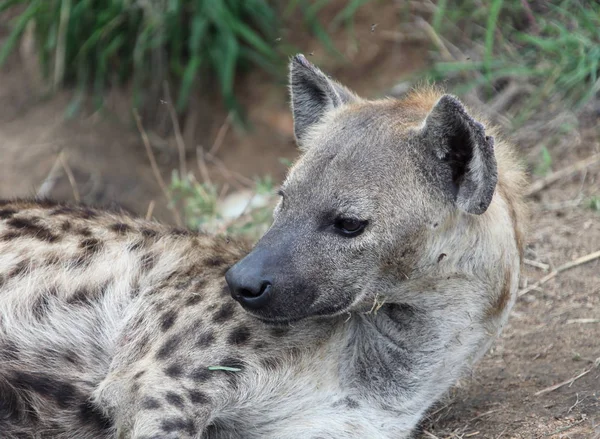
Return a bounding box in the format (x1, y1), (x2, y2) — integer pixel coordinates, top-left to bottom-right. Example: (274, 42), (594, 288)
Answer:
(0, 2), (598, 438)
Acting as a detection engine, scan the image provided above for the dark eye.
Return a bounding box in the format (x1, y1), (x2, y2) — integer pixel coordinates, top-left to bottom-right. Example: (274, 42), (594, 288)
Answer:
(334, 218), (368, 237)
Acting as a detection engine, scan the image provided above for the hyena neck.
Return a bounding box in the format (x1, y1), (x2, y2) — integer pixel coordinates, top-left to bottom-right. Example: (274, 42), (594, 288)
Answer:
(342, 298), (487, 418)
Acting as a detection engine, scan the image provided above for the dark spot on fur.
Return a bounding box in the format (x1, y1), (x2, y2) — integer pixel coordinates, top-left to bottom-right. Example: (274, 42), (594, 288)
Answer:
(165, 392), (185, 409)
(1, 341), (20, 361)
(184, 293), (204, 307)
(133, 371), (146, 380)
(0, 376), (36, 423)
(110, 223), (132, 234)
(78, 208), (98, 219)
(189, 367), (211, 383)
(1, 231), (21, 241)
(228, 326), (251, 346)
(80, 238), (103, 254)
(437, 253), (447, 263)
(67, 288), (89, 304)
(61, 221), (72, 232)
(76, 227), (92, 237)
(50, 206), (76, 216)
(63, 350), (79, 366)
(9, 261), (29, 278)
(170, 228), (192, 237)
(195, 331), (215, 348)
(220, 285), (231, 296)
(67, 283), (107, 305)
(160, 310), (178, 332)
(164, 364), (183, 378)
(12, 372), (79, 409)
(44, 254), (61, 266)
(140, 253), (157, 272)
(33, 295), (50, 321)
(212, 302), (235, 323)
(187, 390), (211, 405)
(269, 326), (290, 338)
(345, 397), (360, 409)
(333, 396), (360, 409)
(141, 228), (158, 238)
(156, 334), (183, 360)
(161, 417), (196, 435)
(141, 396), (161, 410)
(254, 341), (267, 350)
(205, 256), (225, 267)
(78, 400), (113, 431)
(175, 279), (193, 290)
(7, 217), (59, 243)
(70, 254), (90, 269)
(0, 208), (16, 219)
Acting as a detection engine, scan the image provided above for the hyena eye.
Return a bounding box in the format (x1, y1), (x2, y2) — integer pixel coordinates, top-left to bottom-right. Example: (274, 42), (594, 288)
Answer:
(334, 218), (368, 237)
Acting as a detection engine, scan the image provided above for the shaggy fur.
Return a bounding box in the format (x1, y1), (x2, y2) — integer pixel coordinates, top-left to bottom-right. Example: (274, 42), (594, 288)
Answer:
(0, 56), (526, 438)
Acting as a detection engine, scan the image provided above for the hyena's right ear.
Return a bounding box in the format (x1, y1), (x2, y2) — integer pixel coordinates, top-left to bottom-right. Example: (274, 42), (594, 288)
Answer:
(289, 54), (357, 148)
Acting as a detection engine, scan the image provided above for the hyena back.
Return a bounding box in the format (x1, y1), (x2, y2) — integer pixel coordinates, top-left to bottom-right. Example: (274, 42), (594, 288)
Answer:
(0, 55), (526, 439)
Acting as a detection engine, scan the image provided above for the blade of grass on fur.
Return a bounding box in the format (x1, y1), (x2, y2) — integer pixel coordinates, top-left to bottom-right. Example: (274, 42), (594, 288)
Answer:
(208, 366), (241, 372)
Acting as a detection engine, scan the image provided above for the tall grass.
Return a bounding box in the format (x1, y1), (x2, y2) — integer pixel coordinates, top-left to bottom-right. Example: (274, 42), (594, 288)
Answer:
(0, 0), (365, 115)
(425, 0), (600, 120)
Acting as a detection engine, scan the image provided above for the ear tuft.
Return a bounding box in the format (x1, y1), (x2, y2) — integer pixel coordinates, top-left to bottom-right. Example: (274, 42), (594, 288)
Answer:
(289, 54), (357, 148)
(421, 94), (497, 215)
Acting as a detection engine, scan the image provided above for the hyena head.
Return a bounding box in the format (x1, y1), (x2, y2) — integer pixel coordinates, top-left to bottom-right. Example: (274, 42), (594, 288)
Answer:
(226, 54), (498, 323)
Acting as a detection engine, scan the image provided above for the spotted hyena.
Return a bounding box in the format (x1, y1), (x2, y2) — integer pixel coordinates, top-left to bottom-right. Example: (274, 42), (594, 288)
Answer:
(0, 55), (526, 438)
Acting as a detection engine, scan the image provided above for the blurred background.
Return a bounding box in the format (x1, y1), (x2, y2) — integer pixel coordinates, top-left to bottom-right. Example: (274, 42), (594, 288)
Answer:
(0, 0), (598, 437)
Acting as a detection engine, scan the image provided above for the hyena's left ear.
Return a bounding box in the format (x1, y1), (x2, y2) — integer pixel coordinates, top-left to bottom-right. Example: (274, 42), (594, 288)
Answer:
(421, 94), (498, 215)
(289, 54), (357, 148)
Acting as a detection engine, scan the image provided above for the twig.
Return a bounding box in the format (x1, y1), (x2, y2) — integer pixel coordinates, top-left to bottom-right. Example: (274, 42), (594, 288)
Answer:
(416, 16), (454, 62)
(196, 146), (213, 187)
(134, 110), (183, 227)
(162, 82), (187, 178)
(422, 431), (441, 439)
(519, 250), (600, 297)
(204, 152), (253, 188)
(208, 112), (233, 156)
(37, 153), (64, 199)
(534, 368), (593, 396)
(544, 418), (586, 436)
(468, 409), (499, 423)
(566, 318), (600, 324)
(59, 151), (80, 203)
(524, 259), (550, 271)
(525, 153), (600, 197)
(145, 200), (155, 221)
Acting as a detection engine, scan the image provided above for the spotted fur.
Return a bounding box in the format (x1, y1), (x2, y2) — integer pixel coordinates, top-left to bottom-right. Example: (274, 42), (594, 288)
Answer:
(0, 57), (526, 439)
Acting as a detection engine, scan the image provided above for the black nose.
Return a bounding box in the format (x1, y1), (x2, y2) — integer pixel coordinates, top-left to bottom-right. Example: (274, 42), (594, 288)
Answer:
(225, 266), (272, 310)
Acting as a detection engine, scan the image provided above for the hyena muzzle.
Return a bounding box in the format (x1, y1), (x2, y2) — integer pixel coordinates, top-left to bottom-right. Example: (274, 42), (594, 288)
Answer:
(0, 55), (526, 439)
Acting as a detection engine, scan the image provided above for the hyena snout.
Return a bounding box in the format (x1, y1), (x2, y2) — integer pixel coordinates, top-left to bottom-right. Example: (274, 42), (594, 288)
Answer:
(225, 247), (274, 310)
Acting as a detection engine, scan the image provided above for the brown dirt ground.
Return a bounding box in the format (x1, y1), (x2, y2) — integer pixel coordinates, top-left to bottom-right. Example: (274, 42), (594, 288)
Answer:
(0, 3), (599, 438)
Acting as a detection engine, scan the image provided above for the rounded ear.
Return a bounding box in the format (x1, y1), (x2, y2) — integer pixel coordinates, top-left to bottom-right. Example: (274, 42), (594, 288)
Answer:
(289, 54), (357, 149)
(421, 95), (498, 215)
